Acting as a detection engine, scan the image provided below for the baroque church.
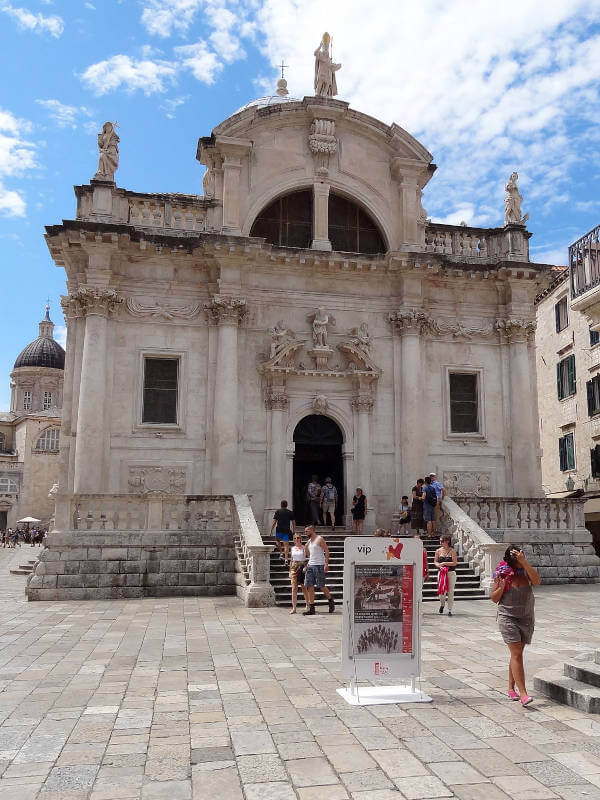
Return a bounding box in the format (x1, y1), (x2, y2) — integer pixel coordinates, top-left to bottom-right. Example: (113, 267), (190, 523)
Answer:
(0, 306), (64, 529)
(30, 34), (595, 603)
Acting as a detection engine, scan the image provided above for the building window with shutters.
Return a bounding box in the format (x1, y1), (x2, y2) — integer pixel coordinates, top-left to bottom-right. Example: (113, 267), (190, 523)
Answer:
(559, 432), (575, 471)
(142, 357), (179, 425)
(591, 445), (600, 478)
(588, 375), (600, 417)
(557, 354), (576, 400)
(23, 391), (31, 411)
(555, 296), (568, 332)
(591, 329), (600, 347)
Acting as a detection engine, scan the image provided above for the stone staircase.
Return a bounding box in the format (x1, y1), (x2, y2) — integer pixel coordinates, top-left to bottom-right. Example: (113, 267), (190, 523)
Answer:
(535, 649), (600, 713)
(266, 530), (485, 608)
(10, 559), (37, 576)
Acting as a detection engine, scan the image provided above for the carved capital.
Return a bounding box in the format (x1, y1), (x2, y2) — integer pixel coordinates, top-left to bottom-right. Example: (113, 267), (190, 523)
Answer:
(67, 287), (123, 318)
(352, 394), (374, 413)
(309, 118), (337, 176)
(264, 389), (289, 411)
(205, 295), (247, 326)
(495, 317), (536, 343)
(389, 309), (430, 335)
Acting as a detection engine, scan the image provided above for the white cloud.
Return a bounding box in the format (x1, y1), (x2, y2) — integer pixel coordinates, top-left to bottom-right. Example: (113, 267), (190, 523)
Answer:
(54, 324), (67, 348)
(530, 246), (569, 266)
(0, 108), (37, 217)
(175, 41), (221, 83)
(141, 0), (202, 37)
(0, 2), (63, 37)
(159, 95), (189, 118)
(36, 99), (92, 129)
(80, 54), (178, 95)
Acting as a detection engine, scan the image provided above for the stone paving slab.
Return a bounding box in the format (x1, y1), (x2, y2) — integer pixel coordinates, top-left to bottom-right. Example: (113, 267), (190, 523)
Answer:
(0, 547), (600, 798)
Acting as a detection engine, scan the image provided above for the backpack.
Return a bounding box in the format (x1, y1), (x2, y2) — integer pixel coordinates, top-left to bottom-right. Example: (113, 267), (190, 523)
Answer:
(323, 484), (336, 502)
(425, 486), (437, 506)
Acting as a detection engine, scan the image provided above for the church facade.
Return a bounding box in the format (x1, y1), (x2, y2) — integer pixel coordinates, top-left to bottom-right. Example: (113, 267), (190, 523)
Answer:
(45, 39), (547, 536)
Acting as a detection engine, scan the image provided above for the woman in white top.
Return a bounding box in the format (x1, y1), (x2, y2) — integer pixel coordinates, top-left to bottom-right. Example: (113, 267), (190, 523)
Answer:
(289, 533), (309, 614)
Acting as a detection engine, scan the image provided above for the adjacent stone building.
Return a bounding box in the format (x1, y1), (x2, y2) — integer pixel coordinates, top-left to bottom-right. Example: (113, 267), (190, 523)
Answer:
(0, 306), (64, 529)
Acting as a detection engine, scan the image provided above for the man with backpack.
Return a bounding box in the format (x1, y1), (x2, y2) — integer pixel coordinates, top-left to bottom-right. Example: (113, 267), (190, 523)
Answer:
(320, 477), (338, 531)
(422, 475), (438, 538)
(307, 475), (322, 525)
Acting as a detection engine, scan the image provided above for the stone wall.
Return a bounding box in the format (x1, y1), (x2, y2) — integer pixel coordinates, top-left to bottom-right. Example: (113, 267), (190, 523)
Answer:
(26, 528), (236, 601)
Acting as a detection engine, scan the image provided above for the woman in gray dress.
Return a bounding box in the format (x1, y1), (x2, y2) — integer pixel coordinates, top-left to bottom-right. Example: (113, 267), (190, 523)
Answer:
(491, 546), (542, 706)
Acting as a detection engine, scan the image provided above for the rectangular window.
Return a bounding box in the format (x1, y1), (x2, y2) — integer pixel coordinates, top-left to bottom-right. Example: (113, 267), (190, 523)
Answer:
(23, 391), (31, 411)
(588, 375), (600, 417)
(142, 358), (179, 424)
(449, 372), (479, 433)
(591, 445), (600, 478)
(0, 478), (18, 493)
(555, 297), (568, 332)
(557, 354), (576, 400)
(559, 432), (575, 471)
(591, 329), (600, 347)
(43, 391), (52, 410)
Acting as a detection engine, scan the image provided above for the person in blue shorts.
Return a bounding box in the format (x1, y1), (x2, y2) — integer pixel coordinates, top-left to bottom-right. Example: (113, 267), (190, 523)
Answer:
(269, 500), (296, 565)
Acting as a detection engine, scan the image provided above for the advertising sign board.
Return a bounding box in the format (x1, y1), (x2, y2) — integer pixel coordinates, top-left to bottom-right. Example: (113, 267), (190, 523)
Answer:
(338, 536), (432, 705)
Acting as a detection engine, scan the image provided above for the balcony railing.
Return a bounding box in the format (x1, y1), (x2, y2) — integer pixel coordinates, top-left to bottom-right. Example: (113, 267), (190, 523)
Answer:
(570, 223), (600, 298)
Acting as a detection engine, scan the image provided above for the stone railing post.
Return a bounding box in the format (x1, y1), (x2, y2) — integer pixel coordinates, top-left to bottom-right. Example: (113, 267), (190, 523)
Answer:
(233, 493), (275, 607)
(481, 542), (508, 593)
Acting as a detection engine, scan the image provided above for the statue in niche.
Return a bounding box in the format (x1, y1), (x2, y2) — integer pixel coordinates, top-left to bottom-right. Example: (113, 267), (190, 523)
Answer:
(94, 121), (119, 181)
(349, 322), (371, 353)
(504, 171), (529, 225)
(269, 321), (294, 358)
(310, 307), (335, 347)
(314, 32), (341, 98)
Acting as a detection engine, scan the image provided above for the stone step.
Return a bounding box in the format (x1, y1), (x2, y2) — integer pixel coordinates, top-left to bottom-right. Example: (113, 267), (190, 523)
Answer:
(534, 668), (600, 713)
(10, 569), (31, 576)
(564, 659), (600, 688)
(19, 565), (34, 571)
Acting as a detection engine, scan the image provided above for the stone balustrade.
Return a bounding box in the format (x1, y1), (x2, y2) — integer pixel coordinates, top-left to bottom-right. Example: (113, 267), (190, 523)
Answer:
(232, 493), (275, 607)
(440, 496), (505, 594)
(128, 197), (207, 232)
(424, 223), (529, 262)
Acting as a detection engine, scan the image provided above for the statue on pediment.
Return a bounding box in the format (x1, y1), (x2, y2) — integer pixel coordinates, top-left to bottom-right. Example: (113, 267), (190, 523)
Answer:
(314, 32), (341, 98)
(310, 307), (335, 348)
(94, 121), (119, 181)
(269, 321), (295, 358)
(504, 171), (529, 226)
(349, 322), (371, 353)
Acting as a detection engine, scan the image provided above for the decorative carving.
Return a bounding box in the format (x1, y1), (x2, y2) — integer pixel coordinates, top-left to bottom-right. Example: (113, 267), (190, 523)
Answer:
(309, 307), (335, 347)
(504, 171), (529, 226)
(264, 389), (289, 411)
(427, 318), (496, 340)
(352, 394), (374, 413)
(388, 309), (430, 334)
(312, 394), (329, 414)
(495, 317), (536, 342)
(309, 118), (337, 175)
(307, 346), (334, 370)
(94, 121), (119, 182)
(128, 466), (186, 495)
(314, 32), (341, 97)
(205, 295), (246, 326)
(67, 287), (123, 318)
(126, 298), (201, 320)
(443, 471), (492, 498)
(417, 188), (428, 225)
(269, 321), (295, 359)
(348, 322), (371, 353)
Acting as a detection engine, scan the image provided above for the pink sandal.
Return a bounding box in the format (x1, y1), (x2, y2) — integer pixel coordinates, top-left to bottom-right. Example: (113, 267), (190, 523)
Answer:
(508, 690), (519, 700)
(520, 695), (533, 706)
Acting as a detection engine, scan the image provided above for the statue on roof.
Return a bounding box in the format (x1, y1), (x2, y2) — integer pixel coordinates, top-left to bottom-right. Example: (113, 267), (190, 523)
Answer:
(314, 32), (341, 98)
(504, 171), (529, 226)
(94, 121), (119, 182)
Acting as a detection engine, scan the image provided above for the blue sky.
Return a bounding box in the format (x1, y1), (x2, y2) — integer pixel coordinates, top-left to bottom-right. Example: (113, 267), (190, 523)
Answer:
(1, 0), (600, 410)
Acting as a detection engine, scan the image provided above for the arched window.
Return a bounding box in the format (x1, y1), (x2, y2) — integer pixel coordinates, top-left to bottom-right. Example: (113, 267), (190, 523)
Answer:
(35, 428), (60, 452)
(328, 194), (385, 254)
(250, 189), (385, 254)
(250, 190), (312, 248)
(0, 478), (17, 493)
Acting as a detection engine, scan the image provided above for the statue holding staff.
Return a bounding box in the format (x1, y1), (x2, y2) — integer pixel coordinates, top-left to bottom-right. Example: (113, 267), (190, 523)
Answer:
(314, 32), (341, 98)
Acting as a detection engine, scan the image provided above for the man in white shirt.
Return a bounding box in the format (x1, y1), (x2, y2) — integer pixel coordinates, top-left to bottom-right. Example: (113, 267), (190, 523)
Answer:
(302, 525), (335, 616)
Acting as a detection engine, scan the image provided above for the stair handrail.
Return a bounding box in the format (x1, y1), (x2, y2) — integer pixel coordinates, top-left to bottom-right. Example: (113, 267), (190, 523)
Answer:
(232, 494), (275, 607)
(441, 495), (506, 595)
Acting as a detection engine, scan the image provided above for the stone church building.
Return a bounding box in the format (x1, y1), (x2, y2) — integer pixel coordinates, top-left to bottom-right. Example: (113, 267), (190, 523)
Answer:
(30, 37), (598, 602)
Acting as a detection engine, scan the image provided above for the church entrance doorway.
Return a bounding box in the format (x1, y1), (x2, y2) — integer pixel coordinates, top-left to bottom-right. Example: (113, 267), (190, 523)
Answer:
(293, 414), (344, 526)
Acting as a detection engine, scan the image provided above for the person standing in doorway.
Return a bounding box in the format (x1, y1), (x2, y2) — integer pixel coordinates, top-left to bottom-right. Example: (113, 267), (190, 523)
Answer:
(434, 534), (458, 616)
(270, 500), (296, 565)
(351, 487), (367, 533)
(411, 479), (425, 535)
(302, 525), (335, 615)
(429, 472), (446, 534)
(321, 477), (338, 531)
(307, 475), (322, 526)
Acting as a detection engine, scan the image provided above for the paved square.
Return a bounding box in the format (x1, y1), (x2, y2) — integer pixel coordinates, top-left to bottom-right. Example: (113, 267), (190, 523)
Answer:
(0, 547), (599, 799)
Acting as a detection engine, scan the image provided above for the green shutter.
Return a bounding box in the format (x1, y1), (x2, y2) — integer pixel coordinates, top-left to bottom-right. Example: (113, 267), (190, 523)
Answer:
(555, 303), (561, 332)
(559, 436), (566, 471)
(557, 361), (563, 400)
(588, 380), (594, 416)
(568, 355), (576, 396)
(566, 433), (575, 470)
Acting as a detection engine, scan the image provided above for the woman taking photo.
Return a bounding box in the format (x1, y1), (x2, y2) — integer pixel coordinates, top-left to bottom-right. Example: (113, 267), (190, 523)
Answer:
(491, 546), (542, 706)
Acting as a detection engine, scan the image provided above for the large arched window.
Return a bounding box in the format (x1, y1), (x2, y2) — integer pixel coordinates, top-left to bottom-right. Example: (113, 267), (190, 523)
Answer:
(250, 189), (385, 254)
(250, 190), (312, 248)
(35, 428), (60, 452)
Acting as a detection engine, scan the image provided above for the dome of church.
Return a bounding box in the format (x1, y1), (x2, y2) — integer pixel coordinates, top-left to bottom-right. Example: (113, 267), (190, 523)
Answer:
(13, 305), (65, 370)
(234, 94), (301, 114)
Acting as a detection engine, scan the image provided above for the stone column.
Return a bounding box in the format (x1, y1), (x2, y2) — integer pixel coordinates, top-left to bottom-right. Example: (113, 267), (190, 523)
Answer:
(206, 295), (246, 494)
(352, 391), (375, 531)
(496, 319), (539, 496)
(389, 310), (429, 495)
(312, 181), (332, 251)
(72, 288), (123, 495)
(266, 387), (289, 508)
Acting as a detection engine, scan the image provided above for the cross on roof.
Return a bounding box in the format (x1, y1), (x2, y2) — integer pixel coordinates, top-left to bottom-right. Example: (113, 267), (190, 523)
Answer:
(279, 60), (288, 79)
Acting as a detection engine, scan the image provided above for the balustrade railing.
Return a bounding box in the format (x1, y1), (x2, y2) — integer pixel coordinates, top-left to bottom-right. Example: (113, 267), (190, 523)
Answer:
(128, 197), (207, 232)
(570, 223), (600, 298)
(453, 497), (586, 535)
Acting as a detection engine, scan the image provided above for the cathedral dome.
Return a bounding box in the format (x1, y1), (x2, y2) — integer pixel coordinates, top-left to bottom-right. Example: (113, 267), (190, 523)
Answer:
(234, 94), (301, 114)
(13, 304), (65, 370)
